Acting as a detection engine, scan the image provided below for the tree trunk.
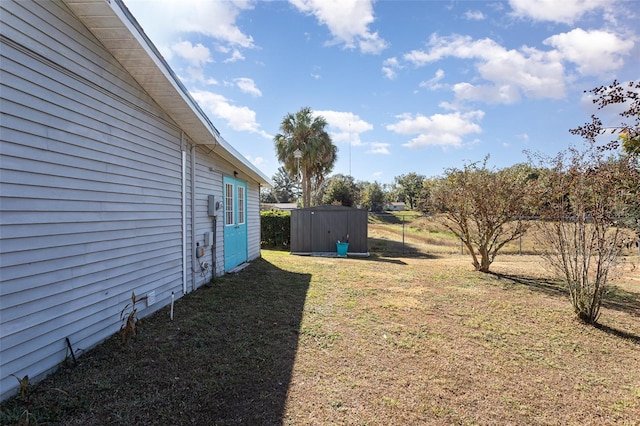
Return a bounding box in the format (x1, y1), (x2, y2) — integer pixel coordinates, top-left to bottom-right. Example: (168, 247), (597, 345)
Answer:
(479, 255), (491, 272)
(478, 247), (491, 272)
(301, 170), (310, 208)
(464, 240), (481, 271)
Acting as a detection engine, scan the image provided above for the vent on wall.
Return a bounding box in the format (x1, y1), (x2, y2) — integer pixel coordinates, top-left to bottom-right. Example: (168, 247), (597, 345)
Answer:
(146, 291), (156, 307)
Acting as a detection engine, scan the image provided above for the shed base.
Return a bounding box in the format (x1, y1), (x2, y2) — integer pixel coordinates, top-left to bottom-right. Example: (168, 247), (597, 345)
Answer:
(290, 251), (370, 258)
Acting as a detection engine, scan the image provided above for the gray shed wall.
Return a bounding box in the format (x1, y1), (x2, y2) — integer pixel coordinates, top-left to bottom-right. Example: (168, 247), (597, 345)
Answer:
(290, 206), (368, 254)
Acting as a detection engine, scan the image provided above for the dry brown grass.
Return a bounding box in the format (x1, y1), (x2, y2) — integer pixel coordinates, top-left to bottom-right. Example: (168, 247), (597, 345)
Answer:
(281, 252), (639, 426)
(1, 220), (639, 425)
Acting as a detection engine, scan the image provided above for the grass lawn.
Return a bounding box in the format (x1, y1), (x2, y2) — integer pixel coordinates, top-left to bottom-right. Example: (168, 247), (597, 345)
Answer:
(2, 228), (639, 424)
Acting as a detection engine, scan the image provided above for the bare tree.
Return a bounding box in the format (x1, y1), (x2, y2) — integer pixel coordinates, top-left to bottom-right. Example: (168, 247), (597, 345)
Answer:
(430, 159), (539, 273)
(570, 80), (639, 152)
(535, 145), (632, 324)
(571, 80), (640, 237)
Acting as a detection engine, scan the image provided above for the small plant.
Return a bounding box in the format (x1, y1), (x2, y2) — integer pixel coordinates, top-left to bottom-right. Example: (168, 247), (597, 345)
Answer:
(11, 374), (29, 401)
(119, 292), (146, 344)
(8, 374), (33, 425)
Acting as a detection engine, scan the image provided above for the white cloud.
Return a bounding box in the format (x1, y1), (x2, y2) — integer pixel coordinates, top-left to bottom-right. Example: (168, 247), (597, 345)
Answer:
(438, 101), (459, 111)
(464, 10), (485, 21)
(367, 142), (390, 155)
(314, 110), (373, 146)
(404, 34), (503, 66)
(509, 0), (612, 24)
(453, 83), (522, 104)
(386, 110), (484, 149)
(404, 34), (567, 103)
(419, 69), (446, 90)
(124, 0), (255, 50)
(234, 78), (262, 97)
(224, 49), (246, 63)
(544, 28), (634, 76)
(171, 40), (212, 68)
(191, 90), (271, 138)
(245, 155), (266, 167)
(358, 31), (389, 54)
(289, 0), (388, 54)
(311, 65), (322, 80)
(382, 57), (401, 79)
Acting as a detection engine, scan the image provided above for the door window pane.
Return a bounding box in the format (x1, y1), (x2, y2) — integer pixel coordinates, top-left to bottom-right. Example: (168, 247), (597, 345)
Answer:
(237, 186), (245, 225)
(225, 183), (234, 225)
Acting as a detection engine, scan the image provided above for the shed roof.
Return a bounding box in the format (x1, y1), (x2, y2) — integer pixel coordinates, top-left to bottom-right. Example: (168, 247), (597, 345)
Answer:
(62, 0), (272, 187)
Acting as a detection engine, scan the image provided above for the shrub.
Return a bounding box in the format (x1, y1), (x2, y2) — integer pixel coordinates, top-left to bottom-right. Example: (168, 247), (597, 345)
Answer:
(535, 146), (632, 324)
(261, 210), (291, 248)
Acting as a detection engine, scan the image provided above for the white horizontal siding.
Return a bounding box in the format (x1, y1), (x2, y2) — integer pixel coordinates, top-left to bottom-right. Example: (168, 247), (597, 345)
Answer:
(246, 180), (262, 262)
(1, 1), (152, 112)
(192, 145), (224, 284)
(191, 147), (263, 277)
(0, 0), (185, 400)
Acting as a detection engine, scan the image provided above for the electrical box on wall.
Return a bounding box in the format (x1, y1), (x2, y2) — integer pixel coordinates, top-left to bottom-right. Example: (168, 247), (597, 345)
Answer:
(208, 195), (216, 216)
(204, 232), (213, 246)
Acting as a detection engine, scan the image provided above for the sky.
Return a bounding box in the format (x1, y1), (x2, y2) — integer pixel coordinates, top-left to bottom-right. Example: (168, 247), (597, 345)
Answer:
(123, 0), (639, 185)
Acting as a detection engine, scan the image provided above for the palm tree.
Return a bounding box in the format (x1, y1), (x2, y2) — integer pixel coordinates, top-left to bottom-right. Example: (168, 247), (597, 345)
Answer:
(274, 107), (337, 207)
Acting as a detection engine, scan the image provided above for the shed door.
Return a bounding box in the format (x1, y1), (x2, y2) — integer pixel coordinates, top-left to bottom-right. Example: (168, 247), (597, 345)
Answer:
(223, 176), (247, 270)
(311, 210), (337, 252)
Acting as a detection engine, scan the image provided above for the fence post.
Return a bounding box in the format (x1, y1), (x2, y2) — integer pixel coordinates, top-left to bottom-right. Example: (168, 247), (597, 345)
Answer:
(519, 234), (522, 256)
(402, 215), (405, 254)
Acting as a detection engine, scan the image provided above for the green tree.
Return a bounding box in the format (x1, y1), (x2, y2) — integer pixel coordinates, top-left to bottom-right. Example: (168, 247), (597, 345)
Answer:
(271, 166), (299, 203)
(382, 183), (399, 206)
(321, 174), (357, 206)
(359, 181), (385, 211)
(260, 187), (277, 203)
(416, 178), (437, 213)
(274, 107), (337, 208)
(394, 173), (426, 210)
(430, 160), (539, 273)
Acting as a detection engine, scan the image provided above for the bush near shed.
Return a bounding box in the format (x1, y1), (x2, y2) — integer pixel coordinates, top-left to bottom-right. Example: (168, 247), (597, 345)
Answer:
(261, 210), (291, 248)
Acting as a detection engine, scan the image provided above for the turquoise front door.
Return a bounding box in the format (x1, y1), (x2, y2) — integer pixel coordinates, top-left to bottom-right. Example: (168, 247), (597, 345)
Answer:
(223, 176), (248, 271)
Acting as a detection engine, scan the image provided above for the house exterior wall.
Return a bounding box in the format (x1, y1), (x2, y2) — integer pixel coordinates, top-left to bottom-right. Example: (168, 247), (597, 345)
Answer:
(0, 0), (264, 400)
(192, 145), (227, 281)
(246, 179), (262, 262)
(191, 146), (262, 280)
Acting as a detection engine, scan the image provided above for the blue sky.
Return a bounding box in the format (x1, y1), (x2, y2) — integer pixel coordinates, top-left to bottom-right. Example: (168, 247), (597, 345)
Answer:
(123, 0), (638, 184)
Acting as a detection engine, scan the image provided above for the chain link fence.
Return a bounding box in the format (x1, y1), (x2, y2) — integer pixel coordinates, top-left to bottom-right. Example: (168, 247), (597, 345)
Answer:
(367, 213), (640, 257)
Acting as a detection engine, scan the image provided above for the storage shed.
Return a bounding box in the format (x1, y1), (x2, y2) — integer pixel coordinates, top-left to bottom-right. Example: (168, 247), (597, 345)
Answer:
(290, 206), (369, 256)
